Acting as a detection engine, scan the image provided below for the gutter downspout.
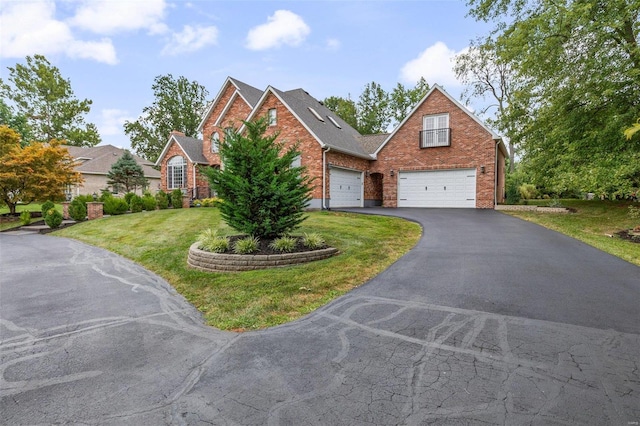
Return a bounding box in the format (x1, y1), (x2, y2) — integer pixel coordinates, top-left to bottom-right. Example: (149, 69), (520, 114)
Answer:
(193, 163), (197, 199)
(322, 146), (331, 210)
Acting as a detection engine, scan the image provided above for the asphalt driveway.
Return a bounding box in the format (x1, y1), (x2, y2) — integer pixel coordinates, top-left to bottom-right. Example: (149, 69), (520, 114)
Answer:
(1, 209), (639, 425)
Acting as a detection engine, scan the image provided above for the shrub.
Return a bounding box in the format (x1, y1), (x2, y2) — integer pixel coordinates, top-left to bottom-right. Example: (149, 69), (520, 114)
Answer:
(69, 198), (87, 221)
(233, 236), (260, 254)
(203, 118), (312, 239)
(124, 192), (136, 205)
(44, 208), (63, 228)
(269, 236), (297, 252)
(302, 232), (325, 250)
(629, 204), (640, 221)
(198, 229), (230, 253)
(103, 197), (129, 215)
(519, 183), (538, 200)
(200, 197), (221, 207)
(156, 191), (169, 209)
(19, 210), (31, 226)
(171, 189), (184, 209)
(41, 200), (55, 217)
(548, 198), (563, 208)
(142, 194), (157, 211)
(129, 195), (143, 213)
(99, 189), (113, 201)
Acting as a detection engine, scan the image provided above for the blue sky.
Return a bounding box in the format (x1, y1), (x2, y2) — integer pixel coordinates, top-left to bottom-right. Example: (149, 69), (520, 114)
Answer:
(1, 0), (494, 152)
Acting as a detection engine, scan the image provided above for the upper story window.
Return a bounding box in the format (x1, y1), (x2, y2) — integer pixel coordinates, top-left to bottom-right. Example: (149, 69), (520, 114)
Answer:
(211, 131), (220, 153)
(268, 108), (277, 126)
(420, 113), (450, 148)
(167, 156), (187, 189)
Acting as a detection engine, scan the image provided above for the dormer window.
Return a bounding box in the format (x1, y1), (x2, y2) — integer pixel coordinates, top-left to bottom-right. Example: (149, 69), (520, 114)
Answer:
(211, 132), (220, 153)
(420, 113), (450, 148)
(268, 108), (277, 126)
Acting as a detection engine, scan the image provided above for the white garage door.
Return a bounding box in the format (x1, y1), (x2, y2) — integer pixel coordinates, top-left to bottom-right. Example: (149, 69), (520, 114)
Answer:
(398, 169), (476, 208)
(330, 167), (362, 208)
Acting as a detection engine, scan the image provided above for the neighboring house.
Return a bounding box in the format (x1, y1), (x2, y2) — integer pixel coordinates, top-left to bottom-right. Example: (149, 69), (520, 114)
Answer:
(156, 77), (506, 209)
(65, 145), (161, 197)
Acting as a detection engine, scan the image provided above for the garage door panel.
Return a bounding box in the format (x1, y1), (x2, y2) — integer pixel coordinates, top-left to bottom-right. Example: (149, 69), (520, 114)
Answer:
(398, 169), (476, 208)
(330, 168), (362, 208)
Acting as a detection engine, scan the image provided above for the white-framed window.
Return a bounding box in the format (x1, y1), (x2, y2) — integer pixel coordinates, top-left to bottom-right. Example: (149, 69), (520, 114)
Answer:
(268, 108), (277, 126)
(167, 156), (187, 189)
(291, 154), (301, 168)
(421, 113), (450, 148)
(211, 131), (220, 153)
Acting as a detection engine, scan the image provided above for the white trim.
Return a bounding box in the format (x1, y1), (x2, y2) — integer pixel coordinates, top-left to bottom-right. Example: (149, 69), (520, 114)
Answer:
(374, 84), (501, 156)
(214, 92), (240, 127)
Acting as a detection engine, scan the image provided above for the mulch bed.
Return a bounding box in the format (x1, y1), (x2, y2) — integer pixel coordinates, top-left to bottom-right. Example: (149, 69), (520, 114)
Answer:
(615, 230), (640, 244)
(219, 235), (328, 255)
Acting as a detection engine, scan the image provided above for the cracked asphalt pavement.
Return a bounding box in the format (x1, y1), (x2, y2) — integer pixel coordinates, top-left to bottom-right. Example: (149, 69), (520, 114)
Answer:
(1, 209), (639, 425)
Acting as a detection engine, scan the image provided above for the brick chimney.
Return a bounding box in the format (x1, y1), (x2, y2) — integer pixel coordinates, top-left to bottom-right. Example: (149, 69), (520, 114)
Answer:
(170, 130), (185, 137)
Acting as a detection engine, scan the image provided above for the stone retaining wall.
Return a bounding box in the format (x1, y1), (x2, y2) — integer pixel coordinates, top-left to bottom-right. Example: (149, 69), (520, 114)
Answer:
(188, 243), (339, 272)
(495, 205), (570, 213)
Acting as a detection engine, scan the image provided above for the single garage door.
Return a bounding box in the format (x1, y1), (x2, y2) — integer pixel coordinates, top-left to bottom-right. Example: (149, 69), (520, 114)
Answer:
(330, 167), (363, 208)
(398, 169), (476, 208)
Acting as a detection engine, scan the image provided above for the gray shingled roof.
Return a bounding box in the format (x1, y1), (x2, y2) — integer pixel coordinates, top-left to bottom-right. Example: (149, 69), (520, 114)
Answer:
(65, 145), (160, 178)
(171, 135), (208, 164)
(273, 88), (373, 159)
(357, 134), (389, 155)
(229, 77), (262, 108)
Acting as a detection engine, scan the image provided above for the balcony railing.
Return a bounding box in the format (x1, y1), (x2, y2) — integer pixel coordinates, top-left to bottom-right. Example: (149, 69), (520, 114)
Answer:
(419, 128), (451, 148)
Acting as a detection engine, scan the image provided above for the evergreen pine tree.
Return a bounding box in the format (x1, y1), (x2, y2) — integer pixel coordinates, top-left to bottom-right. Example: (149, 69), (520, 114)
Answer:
(203, 118), (313, 239)
(107, 151), (147, 193)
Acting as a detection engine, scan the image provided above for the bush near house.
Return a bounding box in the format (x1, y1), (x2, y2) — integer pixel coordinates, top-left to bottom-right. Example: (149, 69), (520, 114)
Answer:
(19, 210), (31, 226)
(69, 198), (87, 221)
(41, 200), (55, 218)
(103, 197), (128, 215)
(171, 189), (183, 209)
(45, 208), (63, 228)
(142, 193), (157, 211)
(129, 195), (143, 213)
(156, 190), (169, 209)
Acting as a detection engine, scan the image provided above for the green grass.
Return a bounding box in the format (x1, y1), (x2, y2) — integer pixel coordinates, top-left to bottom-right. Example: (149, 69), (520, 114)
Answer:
(0, 203), (63, 231)
(53, 209), (422, 331)
(502, 200), (640, 267)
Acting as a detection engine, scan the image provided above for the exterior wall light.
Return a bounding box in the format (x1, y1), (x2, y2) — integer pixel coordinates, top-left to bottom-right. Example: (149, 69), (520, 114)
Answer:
(390, 169), (395, 176)
(480, 165), (486, 174)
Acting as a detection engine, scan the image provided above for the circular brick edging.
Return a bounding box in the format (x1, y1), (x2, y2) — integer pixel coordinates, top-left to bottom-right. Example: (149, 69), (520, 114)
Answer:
(187, 242), (339, 272)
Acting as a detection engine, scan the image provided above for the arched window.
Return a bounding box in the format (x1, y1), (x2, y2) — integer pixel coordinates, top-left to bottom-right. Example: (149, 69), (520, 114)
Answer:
(211, 131), (220, 153)
(167, 156), (186, 189)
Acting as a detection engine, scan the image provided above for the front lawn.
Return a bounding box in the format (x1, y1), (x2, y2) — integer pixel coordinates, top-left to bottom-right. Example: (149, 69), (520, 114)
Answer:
(502, 199), (640, 267)
(54, 208), (421, 331)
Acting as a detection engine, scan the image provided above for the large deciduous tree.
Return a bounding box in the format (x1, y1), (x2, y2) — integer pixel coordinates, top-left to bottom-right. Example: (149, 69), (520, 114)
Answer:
(465, 0), (640, 197)
(0, 125), (82, 214)
(454, 38), (519, 172)
(107, 151), (147, 193)
(0, 55), (101, 147)
(124, 74), (209, 163)
(202, 119), (313, 239)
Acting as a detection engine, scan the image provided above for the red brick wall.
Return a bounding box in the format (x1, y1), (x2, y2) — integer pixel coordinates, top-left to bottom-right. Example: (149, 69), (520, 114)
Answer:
(373, 89), (499, 208)
(201, 83), (253, 166)
(256, 93), (326, 202)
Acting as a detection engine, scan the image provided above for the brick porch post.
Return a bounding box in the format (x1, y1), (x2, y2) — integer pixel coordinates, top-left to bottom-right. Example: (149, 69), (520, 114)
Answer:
(87, 202), (104, 220)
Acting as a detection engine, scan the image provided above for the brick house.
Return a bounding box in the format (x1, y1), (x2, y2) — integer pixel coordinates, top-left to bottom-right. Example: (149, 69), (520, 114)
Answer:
(156, 77), (506, 209)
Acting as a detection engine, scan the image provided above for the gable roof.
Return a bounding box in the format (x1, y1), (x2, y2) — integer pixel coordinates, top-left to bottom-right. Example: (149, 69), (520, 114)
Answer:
(197, 76), (262, 132)
(65, 145), (160, 178)
(154, 133), (207, 166)
(244, 86), (373, 160)
(374, 84), (502, 156)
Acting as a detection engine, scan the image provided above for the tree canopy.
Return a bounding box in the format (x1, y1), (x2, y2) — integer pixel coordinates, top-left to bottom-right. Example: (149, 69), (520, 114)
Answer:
(324, 79), (429, 135)
(463, 0), (640, 197)
(0, 125), (82, 214)
(124, 74), (209, 163)
(107, 151), (147, 193)
(0, 55), (101, 147)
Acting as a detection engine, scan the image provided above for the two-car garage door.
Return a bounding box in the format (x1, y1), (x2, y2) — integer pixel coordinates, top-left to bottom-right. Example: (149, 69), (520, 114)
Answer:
(398, 169), (476, 208)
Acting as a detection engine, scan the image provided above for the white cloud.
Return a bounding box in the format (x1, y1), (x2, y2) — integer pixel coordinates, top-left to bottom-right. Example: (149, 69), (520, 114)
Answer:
(69, 0), (168, 35)
(246, 10), (310, 50)
(0, 0), (117, 64)
(161, 25), (218, 56)
(400, 42), (466, 87)
(99, 109), (133, 137)
(326, 38), (341, 51)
